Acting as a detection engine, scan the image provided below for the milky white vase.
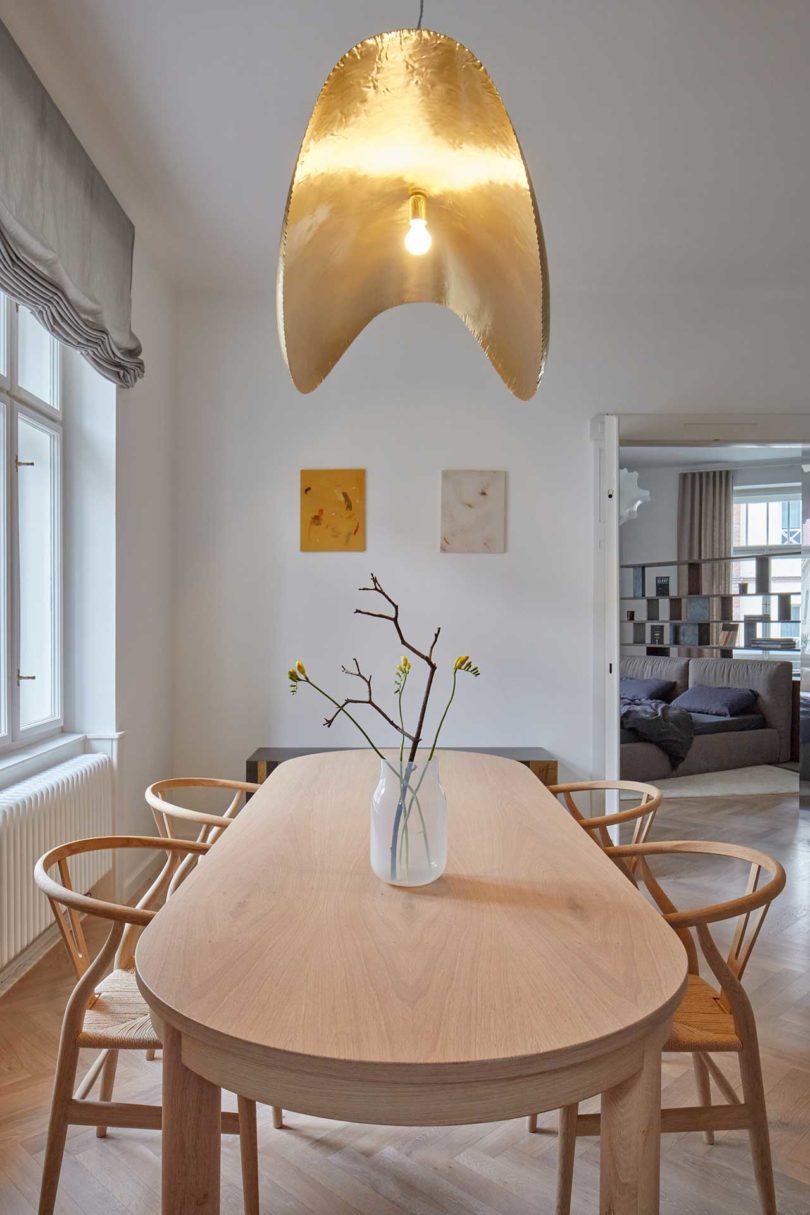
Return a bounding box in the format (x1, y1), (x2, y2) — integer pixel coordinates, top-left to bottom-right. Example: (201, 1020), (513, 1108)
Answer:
(370, 754), (447, 886)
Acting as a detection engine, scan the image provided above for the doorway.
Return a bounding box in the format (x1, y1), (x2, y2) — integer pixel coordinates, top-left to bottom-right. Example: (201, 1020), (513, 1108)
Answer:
(596, 414), (810, 812)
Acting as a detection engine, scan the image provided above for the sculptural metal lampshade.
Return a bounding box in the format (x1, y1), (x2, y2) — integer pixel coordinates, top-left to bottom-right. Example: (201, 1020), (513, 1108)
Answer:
(278, 28), (549, 399)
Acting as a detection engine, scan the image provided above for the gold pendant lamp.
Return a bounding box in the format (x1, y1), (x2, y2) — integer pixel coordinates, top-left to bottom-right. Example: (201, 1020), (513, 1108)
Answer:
(277, 6), (549, 400)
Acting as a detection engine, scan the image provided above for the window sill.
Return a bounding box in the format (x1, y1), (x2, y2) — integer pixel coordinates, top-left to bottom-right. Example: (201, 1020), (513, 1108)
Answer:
(0, 733), (86, 792)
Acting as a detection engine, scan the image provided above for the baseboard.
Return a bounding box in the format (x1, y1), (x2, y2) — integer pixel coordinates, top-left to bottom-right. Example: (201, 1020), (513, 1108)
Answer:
(0, 921), (63, 997)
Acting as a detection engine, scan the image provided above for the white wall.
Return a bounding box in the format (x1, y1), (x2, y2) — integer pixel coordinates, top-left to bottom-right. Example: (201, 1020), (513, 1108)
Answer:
(173, 293), (596, 781)
(619, 466), (681, 569)
(172, 284), (810, 785)
(62, 348), (117, 735)
(620, 460), (804, 567)
(115, 247), (177, 862)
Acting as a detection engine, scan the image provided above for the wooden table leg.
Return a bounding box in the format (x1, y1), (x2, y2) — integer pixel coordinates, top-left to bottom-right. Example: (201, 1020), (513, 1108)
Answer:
(600, 1027), (666, 1214)
(162, 1021), (221, 1214)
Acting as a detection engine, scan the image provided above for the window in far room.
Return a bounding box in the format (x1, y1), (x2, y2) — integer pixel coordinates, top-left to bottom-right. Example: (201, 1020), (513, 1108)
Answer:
(0, 291), (63, 750)
(733, 483), (802, 651)
(733, 486), (802, 548)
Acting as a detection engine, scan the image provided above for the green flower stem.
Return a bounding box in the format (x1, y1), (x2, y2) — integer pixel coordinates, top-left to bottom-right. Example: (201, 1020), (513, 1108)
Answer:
(397, 671), (407, 766)
(428, 669), (458, 761)
(398, 784), (432, 871)
(390, 761), (414, 879)
(303, 679), (399, 777)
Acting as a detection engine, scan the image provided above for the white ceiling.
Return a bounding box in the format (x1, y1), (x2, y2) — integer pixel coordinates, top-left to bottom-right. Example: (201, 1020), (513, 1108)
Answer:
(2, 1), (809, 291)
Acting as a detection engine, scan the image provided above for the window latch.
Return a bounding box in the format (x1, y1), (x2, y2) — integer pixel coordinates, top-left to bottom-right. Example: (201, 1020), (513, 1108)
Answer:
(15, 458), (35, 469)
(16, 670), (36, 684)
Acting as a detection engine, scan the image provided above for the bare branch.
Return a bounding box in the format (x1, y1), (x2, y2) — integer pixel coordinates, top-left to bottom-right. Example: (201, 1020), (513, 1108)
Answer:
(323, 656), (414, 739)
(356, 573), (440, 669)
(355, 573), (443, 763)
(341, 658), (373, 695)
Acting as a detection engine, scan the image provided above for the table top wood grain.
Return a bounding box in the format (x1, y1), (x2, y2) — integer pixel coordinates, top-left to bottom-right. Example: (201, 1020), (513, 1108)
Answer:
(136, 751), (686, 1084)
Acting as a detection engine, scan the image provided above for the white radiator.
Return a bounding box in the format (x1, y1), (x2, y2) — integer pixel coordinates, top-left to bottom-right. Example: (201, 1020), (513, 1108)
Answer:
(0, 753), (113, 970)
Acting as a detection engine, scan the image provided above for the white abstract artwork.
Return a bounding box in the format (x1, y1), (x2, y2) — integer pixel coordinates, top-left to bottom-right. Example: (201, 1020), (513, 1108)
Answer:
(440, 470), (507, 553)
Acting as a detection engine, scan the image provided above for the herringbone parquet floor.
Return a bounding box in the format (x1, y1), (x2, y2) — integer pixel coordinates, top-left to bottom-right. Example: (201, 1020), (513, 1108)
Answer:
(1, 792), (808, 1214)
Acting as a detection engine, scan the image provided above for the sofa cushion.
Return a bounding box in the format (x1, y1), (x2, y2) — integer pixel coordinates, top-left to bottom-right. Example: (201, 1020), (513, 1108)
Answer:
(689, 712), (766, 736)
(687, 657), (793, 763)
(620, 656), (690, 697)
(672, 684), (758, 717)
(620, 676), (676, 702)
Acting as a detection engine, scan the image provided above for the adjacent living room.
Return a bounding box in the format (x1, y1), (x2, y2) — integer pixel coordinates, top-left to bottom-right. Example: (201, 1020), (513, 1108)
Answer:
(618, 442), (804, 801)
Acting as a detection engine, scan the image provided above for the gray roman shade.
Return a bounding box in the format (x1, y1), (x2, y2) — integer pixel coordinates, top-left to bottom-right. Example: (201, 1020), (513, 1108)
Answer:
(0, 20), (143, 387)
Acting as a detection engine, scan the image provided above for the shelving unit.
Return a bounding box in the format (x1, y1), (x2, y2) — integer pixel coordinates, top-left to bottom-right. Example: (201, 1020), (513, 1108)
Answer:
(620, 553), (800, 660)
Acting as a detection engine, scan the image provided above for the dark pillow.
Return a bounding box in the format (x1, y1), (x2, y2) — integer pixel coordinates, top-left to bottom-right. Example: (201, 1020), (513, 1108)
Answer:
(672, 684), (758, 717)
(620, 676), (676, 702)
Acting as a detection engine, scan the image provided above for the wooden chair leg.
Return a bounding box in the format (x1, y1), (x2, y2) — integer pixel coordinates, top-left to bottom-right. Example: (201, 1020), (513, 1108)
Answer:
(527, 1112), (538, 1133)
(692, 1053), (715, 1145)
(145, 1048), (157, 1061)
(272, 1106), (284, 1130)
(238, 1095), (260, 1215)
(96, 1048), (119, 1138)
(739, 1046), (777, 1215)
(38, 1039), (80, 1215)
(555, 1104), (578, 1215)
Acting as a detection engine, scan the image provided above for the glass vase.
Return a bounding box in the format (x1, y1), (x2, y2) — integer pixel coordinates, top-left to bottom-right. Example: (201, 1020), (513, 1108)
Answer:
(370, 753), (447, 886)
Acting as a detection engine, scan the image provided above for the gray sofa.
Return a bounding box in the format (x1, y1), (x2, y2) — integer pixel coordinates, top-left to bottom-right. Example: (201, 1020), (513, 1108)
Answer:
(620, 655), (793, 782)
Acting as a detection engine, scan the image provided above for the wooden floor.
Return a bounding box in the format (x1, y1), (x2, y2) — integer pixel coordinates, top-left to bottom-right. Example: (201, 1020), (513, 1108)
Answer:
(1, 792), (808, 1214)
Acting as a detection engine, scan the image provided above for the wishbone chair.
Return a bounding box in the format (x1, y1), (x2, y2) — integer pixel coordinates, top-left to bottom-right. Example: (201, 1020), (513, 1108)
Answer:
(146, 776), (285, 1131)
(541, 840), (786, 1215)
(34, 835), (262, 1215)
(547, 779), (662, 872)
(145, 777), (260, 896)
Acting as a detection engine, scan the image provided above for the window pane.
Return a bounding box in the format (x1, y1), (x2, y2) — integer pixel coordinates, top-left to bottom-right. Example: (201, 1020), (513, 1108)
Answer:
(17, 413), (60, 729)
(745, 502), (767, 546)
(0, 292), (7, 380)
(17, 306), (59, 409)
(0, 405), (5, 737)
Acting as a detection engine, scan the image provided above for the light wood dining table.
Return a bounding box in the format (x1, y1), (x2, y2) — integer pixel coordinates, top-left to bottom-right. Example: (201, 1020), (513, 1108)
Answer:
(135, 751), (687, 1214)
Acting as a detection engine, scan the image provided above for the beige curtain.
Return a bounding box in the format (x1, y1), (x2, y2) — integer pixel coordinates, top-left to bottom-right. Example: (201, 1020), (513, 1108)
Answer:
(677, 470), (733, 645)
(0, 20), (143, 387)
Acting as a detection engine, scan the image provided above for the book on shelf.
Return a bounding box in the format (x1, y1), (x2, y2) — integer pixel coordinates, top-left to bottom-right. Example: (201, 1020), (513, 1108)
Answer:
(718, 623), (740, 648)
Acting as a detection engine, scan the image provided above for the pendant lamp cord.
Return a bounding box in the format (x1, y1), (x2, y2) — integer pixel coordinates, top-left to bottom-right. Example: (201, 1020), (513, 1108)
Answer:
(417, 0), (424, 29)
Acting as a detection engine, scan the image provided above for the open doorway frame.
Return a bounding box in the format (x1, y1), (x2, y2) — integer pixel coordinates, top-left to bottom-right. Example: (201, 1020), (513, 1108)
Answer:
(594, 412), (810, 801)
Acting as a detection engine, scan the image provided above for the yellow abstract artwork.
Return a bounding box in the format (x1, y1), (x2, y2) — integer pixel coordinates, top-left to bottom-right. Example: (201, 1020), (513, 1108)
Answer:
(300, 469), (366, 551)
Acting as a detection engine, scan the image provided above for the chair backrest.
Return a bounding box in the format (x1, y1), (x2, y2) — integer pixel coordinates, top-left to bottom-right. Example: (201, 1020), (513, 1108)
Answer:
(604, 839), (786, 1028)
(145, 778), (259, 895)
(34, 835), (210, 979)
(549, 780), (662, 863)
(146, 778), (259, 841)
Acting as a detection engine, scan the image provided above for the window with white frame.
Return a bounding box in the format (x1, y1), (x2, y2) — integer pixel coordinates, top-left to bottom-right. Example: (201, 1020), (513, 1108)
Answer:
(733, 483), (802, 648)
(0, 290), (62, 749)
(733, 484), (802, 549)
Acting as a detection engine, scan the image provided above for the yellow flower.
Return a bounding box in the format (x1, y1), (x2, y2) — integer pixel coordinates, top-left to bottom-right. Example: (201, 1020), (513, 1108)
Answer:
(454, 655), (469, 671)
(288, 668), (300, 682)
(296, 660), (307, 677)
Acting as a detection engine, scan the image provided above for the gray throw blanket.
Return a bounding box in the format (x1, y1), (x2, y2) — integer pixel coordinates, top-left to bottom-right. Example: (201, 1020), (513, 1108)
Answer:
(620, 697), (695, 768)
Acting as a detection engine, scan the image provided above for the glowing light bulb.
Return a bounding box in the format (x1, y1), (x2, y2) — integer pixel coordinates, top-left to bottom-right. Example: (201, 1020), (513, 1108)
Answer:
(405, 192), (432, 256)
(405, 218), (431, 256)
